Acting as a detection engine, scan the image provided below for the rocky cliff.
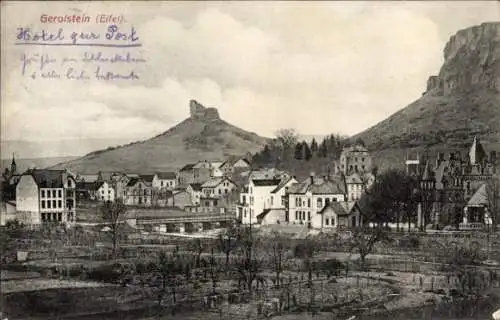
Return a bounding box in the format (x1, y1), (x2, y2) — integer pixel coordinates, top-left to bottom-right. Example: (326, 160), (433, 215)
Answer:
(353, 22), (500, 170)
(425, 22), (500, 95)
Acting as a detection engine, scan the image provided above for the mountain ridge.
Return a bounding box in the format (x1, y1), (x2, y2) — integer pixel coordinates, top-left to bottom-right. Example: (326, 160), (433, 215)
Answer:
(353, 22), (500, 170)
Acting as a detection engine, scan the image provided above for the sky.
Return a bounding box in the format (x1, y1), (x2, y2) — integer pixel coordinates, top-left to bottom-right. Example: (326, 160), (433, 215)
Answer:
(2, 1), (499, 154)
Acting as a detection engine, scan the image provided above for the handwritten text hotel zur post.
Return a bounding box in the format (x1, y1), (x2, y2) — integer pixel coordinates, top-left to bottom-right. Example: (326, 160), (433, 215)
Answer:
(16, 13), (146, 81)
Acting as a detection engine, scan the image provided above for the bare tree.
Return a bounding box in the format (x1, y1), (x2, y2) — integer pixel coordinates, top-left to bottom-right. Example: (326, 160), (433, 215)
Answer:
(155, 250), (183, 304)
(218, 225), (239, 270)
(101, 199), (127, 256)
(349, 227), (391, 269)
(189, 238), (206, 268)
(235, 227), (263, 295)
(268, 231), (289, 288)
(275, 128), (299, 150)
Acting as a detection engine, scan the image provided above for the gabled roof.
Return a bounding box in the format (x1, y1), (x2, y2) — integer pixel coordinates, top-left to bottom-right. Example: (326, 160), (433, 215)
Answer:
(287, 177), (346, 195)
(319, 201), (357, 216)
(271, 176), (296, 194)
(346, 173), (363, 184)
(127, 177), (140, 187)
(180, 163), (196, 171)
(28, 169), (70, 188)
(467, 184), (489, 206)
(156, 172), (177, 180)
(188, 183), (203, 191)
(252, 179), (281, 187)
(201, 176), (235, 188)
(140, 174), (155, 183)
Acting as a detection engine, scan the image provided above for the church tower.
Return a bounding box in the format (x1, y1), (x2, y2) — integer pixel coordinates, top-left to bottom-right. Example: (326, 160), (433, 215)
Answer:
(10, 153), (17, 175)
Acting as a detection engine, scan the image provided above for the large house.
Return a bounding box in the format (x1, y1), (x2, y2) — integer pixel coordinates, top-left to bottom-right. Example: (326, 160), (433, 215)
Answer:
(408, 136), (499, 230)
(238, 175), (297, 225)
(201, 176), (237, 198)
(152, 172), (177, 190)
(95, 181), (115, 202)
(286, 173), (347, 226)
(337, 145), (373, 175)
(124, 178), (153, 206)
(15, 169), (77, 226)
(312, 201), (363, 230)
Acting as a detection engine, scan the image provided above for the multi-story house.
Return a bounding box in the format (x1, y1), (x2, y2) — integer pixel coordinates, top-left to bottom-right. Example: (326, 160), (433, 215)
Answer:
(345, 172), (375, 201)
(152, 172), (177, 190)
(220, 157), (251, 176)
(409, 136), (498, 230)
(178, 163), (196, 186)
(124, 178), (153, 206)
(95, 181), (115, 202)
(286, 173), (346, 226)
(16, 169), (77, 226)
(201, 176), (237, 198)
(238, 176), (297, 225)
(337, 145), (373, 175)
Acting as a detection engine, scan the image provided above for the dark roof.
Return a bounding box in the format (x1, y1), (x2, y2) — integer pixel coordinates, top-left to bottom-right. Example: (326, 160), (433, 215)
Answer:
(180, 163), (196, 171)
(257, 209), (272, 220)
(319, 201), (349, 216)
(29, 169), (67, 188)
(252, 179), (281, 187)
(271, 177), (295, 193)
(127, 177), (140, 187)
(287, 177), (346, 195)
(140, 174), (155, 183)
(76, 181), (98, 191)
(156, 172), (176, 180)
(189, 183), (203, 191)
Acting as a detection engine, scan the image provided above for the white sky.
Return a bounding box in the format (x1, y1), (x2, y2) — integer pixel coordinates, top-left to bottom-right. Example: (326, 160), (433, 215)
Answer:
(2, 1), (499, 143)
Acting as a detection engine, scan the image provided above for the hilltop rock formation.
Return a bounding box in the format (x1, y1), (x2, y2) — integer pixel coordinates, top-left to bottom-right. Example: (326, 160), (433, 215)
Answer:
(353, 22), (500, 170)
(189, 100), (220, 121)
(52, 100), (270, 173)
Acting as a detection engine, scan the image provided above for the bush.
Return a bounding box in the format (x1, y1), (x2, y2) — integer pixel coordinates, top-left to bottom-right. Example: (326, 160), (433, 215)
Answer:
(86, 264), (122, 283)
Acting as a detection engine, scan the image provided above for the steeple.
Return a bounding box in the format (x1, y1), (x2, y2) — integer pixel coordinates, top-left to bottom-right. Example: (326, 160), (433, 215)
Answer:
(10, 153), (17, 175)
(469, 136), (486, 165)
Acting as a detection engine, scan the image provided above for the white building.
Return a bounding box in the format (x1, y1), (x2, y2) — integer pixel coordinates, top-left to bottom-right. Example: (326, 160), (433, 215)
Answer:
(201, 176), (237, 198)
(345, 172), (375, 201)
(186, 183), (203, 205)
(286, 174), (346, 225)
(152, 172), (177, 190)
(238, 176), (297, 225)
(16, 169), (77, 226)
(96, 181), (115, 202)
(311, 201), (363, 230)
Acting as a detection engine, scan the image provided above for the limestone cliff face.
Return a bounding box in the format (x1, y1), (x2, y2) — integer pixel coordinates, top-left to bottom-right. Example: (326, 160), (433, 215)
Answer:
(189, 100), (220, 121)
(426, 22), (500, 95)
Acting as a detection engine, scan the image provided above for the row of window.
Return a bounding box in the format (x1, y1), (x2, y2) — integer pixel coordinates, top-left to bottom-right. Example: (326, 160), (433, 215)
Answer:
(41, 189), (62, 198)
(41, 199), (62, 209)
(325, 217), (336, 226)
(295, 211), (311, 221)
(294, 197), (339, 208)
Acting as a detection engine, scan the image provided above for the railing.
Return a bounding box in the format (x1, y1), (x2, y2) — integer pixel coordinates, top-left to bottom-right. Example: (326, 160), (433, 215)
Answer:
(459, 222), (485, 230)
(136, 213), (236, 224)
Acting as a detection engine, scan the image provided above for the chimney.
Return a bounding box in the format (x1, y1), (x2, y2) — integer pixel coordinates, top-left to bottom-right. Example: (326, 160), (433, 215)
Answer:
(310, 172), (315, 184)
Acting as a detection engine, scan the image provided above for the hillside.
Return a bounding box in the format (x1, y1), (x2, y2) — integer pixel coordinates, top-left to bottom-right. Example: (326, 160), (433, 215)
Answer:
(52, 100), (270, 173)
(353, 22), (500, 170)
(0, 156), (79, 173)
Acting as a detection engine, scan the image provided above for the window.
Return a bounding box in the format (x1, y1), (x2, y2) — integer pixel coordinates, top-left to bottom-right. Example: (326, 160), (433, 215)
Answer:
(41, 190), (45, 198)
(307, 212), (311, 221)
(58, 213), (62, 221)
(47, 201), (51, 209)
(307, 198), (311, 208)
(325, 198), (330, 205)
(161, 181), (164, 187)
(41, 200), (46, 209)
(317, 198), (323, 208)
(58, 200), (62, 208)
(325, 218), (329, 226)
(295, 197), (300, 207)
(58, 190), (62, 197)
(362, 158), (365, 162)
(52, 190), (56, 197)
(214, 200), (218, 206)
(219, 189), (222, 195)
(295, 212), (298, 220)
(271, 196), (274, 205)
(52, 200), (56, 208)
